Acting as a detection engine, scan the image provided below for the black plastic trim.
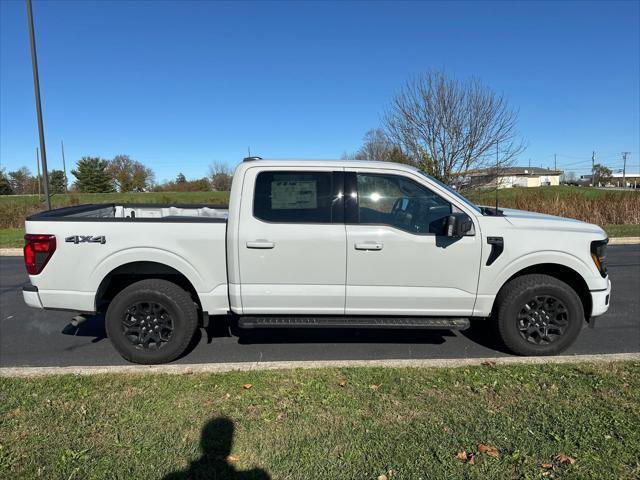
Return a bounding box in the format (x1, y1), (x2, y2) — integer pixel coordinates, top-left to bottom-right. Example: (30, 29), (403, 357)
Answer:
(486, 236), (504, 266)
(332, 171), (345, 223)
(344, 171), (358, 223)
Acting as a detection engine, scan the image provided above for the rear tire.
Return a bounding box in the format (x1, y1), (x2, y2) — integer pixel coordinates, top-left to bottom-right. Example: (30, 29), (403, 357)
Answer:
(106, 279), (198, 364)
(494, 274), (584, 356)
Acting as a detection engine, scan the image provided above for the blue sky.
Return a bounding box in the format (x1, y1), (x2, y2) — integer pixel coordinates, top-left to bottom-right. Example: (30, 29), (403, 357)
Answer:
(1, 0), (639, 182)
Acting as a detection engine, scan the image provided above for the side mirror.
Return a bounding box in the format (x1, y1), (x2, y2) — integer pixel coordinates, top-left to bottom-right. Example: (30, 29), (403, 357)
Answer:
(445, 212), (473, 237)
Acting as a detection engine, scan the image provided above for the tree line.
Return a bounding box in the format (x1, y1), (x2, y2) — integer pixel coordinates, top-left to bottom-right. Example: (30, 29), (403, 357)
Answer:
(0, 155), (232, 195)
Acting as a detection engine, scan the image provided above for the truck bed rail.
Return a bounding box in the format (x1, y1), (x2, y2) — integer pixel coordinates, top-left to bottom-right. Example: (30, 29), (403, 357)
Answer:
(26, 203), (229, 223)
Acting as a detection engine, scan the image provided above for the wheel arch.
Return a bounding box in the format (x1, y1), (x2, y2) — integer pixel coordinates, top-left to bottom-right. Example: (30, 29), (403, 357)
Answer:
(95, 261), (202, 312)
(494, 263), (592, 320)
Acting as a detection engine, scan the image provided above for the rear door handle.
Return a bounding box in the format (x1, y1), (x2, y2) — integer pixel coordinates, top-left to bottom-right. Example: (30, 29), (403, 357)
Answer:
(354, 242), (383, 251)
(246, 240), (275, 249)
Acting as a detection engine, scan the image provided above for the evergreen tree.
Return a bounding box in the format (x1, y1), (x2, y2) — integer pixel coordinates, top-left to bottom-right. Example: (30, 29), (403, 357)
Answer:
(0, 168), (13, 195)
(71, 157), (114, 193)
(49, 170), (67, 194)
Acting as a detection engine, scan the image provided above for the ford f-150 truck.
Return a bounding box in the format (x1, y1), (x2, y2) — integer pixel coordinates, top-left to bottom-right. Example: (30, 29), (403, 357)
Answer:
(22, 159), (611, 363)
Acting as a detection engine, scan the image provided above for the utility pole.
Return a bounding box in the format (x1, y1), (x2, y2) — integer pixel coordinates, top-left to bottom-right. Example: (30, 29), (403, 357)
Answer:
(61, 140), (68, 193)
(26, 0), (51, 210)
(495, 140), (499, 212)
(591, 151), (596, 187)
(36, 147), (41, 196)
(621, 152), (630, 189)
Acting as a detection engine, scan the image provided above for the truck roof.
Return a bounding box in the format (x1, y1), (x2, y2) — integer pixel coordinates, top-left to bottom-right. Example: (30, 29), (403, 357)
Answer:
(235, 158), (421, 174)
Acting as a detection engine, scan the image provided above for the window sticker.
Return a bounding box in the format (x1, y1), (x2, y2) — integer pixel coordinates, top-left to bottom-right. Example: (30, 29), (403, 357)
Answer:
(271, 180), (318, 209)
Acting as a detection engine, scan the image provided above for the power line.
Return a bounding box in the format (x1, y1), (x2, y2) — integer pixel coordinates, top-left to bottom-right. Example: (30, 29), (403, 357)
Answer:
(61, 140), (68, 193)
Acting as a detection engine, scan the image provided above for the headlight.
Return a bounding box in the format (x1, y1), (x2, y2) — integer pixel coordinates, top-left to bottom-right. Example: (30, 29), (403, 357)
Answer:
(590, 239), (608, 278)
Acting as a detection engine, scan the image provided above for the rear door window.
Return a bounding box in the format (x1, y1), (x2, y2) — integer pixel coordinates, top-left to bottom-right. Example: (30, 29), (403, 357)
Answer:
(254, 171), (338, 223)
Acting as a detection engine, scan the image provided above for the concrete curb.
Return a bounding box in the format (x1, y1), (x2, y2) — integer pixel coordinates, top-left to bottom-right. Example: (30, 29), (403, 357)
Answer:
(609, 237), (640, 245)
(1, 352), (638, 378)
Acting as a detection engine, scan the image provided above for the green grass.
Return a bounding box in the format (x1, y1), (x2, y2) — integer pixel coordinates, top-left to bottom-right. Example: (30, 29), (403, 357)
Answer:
(1, 362), (639, 479)
(0, 191), (230, 207)
(0, 228), (23, 248)
(0, 191), (231, 230)
(602, 224), (640, 238)
(467, 185), (639, 204)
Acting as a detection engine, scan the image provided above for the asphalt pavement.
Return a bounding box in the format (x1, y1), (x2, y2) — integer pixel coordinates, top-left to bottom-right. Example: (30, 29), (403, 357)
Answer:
(1, 245), (638, 367)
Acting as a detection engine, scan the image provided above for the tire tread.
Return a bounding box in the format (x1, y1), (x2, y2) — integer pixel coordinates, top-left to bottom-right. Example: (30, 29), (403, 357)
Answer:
(106, 279), (198, 364)
(495, 274), (583, 356)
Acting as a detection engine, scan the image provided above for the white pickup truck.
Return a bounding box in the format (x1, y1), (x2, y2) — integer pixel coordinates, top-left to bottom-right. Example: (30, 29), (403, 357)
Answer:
(22, 159), (611, 363)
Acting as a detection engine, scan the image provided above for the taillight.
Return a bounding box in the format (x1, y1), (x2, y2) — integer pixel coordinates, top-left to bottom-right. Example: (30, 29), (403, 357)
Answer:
(24, 234), (56, 275)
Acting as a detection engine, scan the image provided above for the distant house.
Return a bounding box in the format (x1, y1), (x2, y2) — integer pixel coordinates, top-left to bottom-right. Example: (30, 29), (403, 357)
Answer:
(461, 167), (563, 189)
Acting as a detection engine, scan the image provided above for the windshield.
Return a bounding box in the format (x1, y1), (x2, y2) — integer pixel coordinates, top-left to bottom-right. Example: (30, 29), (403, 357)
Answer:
(417, 171), (482, 214)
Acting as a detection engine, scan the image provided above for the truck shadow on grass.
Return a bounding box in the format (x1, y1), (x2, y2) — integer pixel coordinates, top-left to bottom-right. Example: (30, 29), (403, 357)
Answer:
(163, 416), (270, 480)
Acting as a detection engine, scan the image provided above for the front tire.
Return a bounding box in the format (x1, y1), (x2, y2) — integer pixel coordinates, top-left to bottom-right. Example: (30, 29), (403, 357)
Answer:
(106, 279), (198, 364)
(494, 274), (584, 356)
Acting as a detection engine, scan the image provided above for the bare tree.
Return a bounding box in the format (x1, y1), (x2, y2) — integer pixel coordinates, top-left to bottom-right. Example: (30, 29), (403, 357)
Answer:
(8, 167), (37, 194)
(208, 161), (233, 191)
(357, 129), (392, 160)
(562, 171), (577, 184)
(106, 155), (154, 192)
(344, 129), (413, 165)
(384, 70), (525, 185)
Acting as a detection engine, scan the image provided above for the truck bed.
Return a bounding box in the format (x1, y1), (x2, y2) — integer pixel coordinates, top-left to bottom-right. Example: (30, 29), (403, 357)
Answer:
(24, 202), (230, 314)
(27, 203), (228, 222)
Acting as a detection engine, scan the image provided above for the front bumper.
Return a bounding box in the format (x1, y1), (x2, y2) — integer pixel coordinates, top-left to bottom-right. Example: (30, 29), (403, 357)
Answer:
(22, 284), (43, 309)
(590, 278), (611, 318)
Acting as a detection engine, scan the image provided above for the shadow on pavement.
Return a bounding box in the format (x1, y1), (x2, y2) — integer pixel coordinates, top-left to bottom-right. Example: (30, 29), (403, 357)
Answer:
(61, 313), (497, 355)
(459, 318), (511, 354)
(205, 314), (456, 345)
(163, 417), (270, 480)
(233, 326), (454, 346)
(61, 313), (107, 343)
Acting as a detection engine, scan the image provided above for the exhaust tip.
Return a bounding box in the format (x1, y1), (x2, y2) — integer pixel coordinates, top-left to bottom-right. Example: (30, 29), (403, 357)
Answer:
(71, 315), (88, 327)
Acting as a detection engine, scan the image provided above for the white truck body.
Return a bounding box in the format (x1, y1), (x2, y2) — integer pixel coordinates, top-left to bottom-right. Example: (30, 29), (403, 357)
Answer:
(22, 159), (611, 361)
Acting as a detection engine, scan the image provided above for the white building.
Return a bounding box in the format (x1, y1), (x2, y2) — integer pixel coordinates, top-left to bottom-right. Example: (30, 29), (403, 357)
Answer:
(611, 171), (640, 188)
(463, 167), (563, 189)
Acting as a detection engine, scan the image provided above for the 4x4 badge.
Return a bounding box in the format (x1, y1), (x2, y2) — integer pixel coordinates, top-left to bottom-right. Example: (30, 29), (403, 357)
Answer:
(65, 235), (106, 244)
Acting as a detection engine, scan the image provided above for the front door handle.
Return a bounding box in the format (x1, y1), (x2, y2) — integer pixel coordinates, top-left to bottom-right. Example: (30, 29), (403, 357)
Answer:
(354, 241), (383, 251)
(246, 240), (275, 249)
